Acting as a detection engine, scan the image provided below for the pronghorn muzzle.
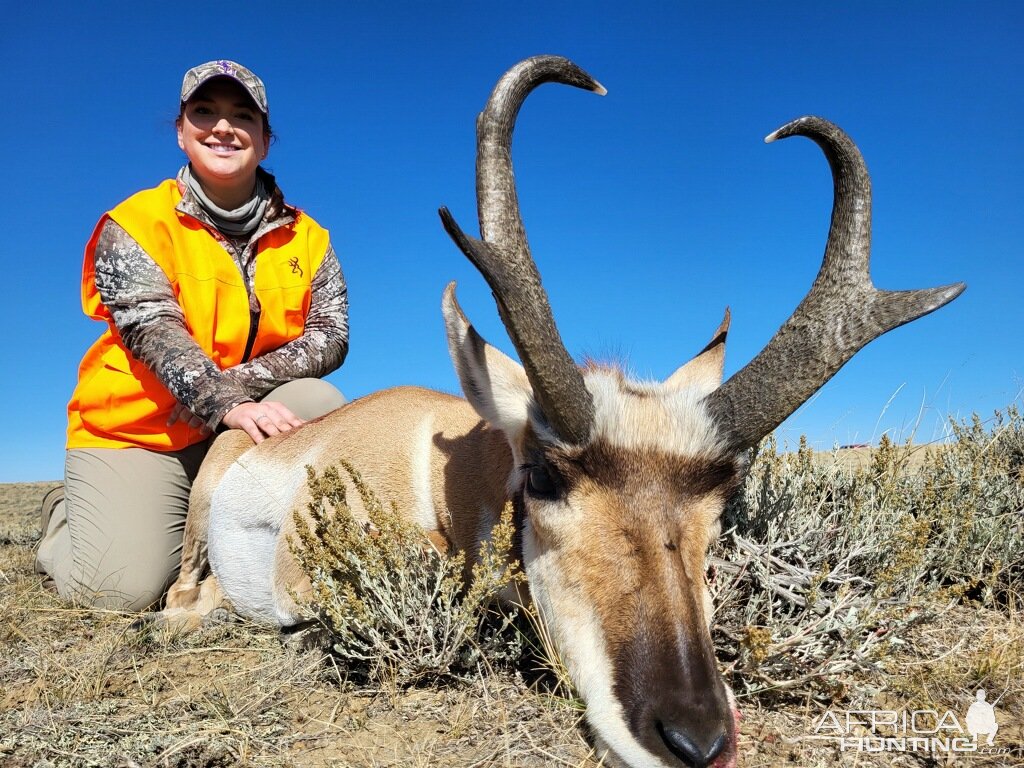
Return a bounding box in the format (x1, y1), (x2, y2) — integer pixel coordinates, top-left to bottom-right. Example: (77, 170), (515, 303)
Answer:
(616, 621), (734, 767)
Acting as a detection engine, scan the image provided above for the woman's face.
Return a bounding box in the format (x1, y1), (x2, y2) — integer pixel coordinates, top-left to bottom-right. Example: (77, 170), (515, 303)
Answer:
(177, 78), (268, 204)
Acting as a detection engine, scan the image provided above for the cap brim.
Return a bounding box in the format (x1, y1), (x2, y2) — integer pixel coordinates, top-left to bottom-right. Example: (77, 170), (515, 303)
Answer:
(181, 74), (268, 114)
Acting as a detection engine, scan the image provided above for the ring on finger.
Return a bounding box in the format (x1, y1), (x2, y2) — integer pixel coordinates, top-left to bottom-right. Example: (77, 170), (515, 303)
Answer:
(256, 413), (269, 422)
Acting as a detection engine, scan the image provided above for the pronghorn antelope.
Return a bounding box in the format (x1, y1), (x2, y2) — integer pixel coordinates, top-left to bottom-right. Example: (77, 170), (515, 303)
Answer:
(156, 56), (963, 768)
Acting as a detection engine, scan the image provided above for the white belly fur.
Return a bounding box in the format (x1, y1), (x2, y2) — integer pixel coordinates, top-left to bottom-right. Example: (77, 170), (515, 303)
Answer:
(208, 446), (318, 624)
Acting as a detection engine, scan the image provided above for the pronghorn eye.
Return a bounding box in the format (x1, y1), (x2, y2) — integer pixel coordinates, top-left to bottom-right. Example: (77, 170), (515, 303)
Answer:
(526, 465), (557, 498)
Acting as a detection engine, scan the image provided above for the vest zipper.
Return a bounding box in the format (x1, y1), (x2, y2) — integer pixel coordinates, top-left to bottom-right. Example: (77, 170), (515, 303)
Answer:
(241, 308), (261, 363)
(241, 240), (261, 363)
(181, 208), (287, 367)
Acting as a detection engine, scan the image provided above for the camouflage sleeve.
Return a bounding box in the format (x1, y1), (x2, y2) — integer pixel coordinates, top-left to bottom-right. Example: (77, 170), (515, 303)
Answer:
(223, 244), (349, 398)
(92, 219), (254, 429)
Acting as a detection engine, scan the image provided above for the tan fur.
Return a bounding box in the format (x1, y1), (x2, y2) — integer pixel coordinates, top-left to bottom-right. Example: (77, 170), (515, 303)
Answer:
(158, 575), (228, 632)
(158, 311), (731, 632)
(527, 443), (735, 660)
(161, 386), (513, 623)
(152, 306), (741, 768)
(162, 429), (252, 624)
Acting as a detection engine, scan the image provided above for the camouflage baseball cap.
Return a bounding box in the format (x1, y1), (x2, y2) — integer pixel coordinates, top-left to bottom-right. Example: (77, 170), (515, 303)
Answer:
(180, 60), (268, 114)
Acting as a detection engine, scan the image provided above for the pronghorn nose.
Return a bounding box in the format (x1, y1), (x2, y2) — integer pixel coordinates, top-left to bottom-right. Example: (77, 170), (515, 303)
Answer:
(660, 724), (728, 768)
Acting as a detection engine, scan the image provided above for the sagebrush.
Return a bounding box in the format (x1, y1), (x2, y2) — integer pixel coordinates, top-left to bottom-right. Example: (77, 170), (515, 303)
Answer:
(2, 408), (1021, 766)
(289, 461), (526, 686)
(288, 406), (1023, 711)
(712, 405), (1024, 700)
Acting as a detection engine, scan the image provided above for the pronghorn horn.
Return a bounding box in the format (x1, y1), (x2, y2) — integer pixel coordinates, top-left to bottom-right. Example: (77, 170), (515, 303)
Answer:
(439, 56), (606, 445)
(706, 116), (965, 452)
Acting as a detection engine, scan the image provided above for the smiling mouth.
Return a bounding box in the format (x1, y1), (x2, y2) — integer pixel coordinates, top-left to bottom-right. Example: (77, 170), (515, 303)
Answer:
(206, 143), (240, 154)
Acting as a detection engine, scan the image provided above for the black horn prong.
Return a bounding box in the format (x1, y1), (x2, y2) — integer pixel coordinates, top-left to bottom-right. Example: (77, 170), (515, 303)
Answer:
(706, 116), (964, 452)
(439, 207), (496, 274)
(441, 56), (605, 445)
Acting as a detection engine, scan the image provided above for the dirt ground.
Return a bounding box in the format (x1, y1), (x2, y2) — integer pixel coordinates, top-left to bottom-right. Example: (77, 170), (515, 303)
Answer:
(1, 481), (1021, 767)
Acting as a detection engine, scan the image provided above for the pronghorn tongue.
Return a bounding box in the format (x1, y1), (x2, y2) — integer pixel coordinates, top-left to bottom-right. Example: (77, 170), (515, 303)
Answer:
(710, 703), (741, 768)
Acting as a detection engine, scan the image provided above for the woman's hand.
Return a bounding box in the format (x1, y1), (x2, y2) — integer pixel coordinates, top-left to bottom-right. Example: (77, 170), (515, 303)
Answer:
(222, 401), (305, 444)
(167, 403), (213, 436)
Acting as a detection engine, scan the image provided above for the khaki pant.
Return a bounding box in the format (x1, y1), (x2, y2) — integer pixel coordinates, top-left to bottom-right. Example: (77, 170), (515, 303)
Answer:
(35, 378), (345, 611)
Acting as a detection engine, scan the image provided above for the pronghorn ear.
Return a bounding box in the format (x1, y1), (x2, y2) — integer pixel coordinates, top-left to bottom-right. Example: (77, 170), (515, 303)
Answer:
(442, 282), (533, 442)
(664, 308), (730, 396)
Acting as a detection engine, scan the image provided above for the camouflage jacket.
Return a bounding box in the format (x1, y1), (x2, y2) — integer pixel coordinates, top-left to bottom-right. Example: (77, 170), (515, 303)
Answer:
(92, 168), (348, 430)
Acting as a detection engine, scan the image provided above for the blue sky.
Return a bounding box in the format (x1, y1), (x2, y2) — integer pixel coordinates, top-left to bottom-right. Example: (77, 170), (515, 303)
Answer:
(2, 2), (1021, 482)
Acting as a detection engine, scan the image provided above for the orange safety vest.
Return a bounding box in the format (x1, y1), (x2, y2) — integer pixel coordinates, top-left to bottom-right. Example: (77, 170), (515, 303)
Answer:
(67, 179), (330, 451)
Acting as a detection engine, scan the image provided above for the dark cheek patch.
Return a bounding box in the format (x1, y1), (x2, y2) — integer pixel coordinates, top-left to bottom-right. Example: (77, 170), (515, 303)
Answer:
(513, 436), (738, 759)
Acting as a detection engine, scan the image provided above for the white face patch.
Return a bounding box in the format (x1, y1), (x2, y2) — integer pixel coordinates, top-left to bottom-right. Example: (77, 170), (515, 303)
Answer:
(582, 369), (726, 457)
(523, 527), (677, 768)
(511, 371), (738, 768)
(447, 305), (735, 765)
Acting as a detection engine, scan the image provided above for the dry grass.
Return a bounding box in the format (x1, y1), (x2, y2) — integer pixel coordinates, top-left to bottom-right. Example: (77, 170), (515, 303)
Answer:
(0, 482), (599, 767)
(2, 408), (1022, 766)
